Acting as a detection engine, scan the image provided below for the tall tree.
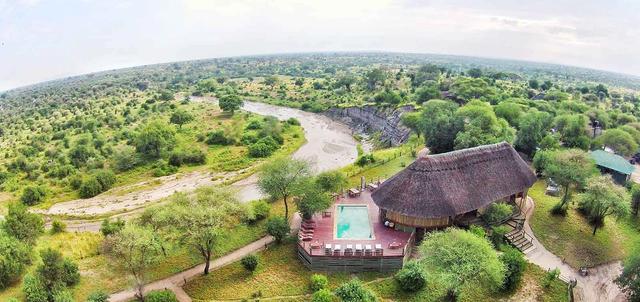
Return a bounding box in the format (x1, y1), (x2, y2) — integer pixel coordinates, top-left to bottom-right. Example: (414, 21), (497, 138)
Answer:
(420, 99), (461, 153)
(578, 175), (630, 235)
(2, 202), (44, 245)
(257, 158), (311, 219)
(454, 100), (515, 150)
(365, 68), (386, 90)
(540, 149), (597, 213)
(294, 179), (332, 220)
(401, 112), (425, 138)
(595, 128), (639, 156)
(554, 114), (591, 150)
(134, 120), (176, 158)
(169, 110), (194, 129)
(107, 225), (161, 300)
(163, 187), (243, 275)
(515, 109), (552, 156)
(218, 94), (244, 115)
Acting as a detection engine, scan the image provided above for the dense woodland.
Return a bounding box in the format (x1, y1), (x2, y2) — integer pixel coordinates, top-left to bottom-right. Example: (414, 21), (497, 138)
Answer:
(1, 53), (640, 301)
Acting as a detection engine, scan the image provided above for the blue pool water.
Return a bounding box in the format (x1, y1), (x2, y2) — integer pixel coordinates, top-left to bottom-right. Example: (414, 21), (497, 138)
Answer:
(336, 205), (373, 239)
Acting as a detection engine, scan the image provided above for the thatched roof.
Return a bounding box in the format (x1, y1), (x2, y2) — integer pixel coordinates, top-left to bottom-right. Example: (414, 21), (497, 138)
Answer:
(371, 142), (536, 219)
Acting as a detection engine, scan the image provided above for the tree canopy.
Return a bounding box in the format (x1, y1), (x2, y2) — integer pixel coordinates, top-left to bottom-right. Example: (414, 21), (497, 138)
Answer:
(578, 175), (630, 235)
(257, 157), (311, 219)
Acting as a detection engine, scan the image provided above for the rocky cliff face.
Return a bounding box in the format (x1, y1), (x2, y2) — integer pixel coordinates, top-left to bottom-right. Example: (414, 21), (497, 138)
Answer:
(325, 105), (414, 146)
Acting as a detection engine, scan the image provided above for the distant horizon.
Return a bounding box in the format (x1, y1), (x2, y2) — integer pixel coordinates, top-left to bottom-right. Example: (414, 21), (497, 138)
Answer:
(3, 50), (640, 94)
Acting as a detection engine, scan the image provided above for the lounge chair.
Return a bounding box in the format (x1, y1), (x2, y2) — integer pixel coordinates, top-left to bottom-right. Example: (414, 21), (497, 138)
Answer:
(344, 244), (354, 256)
(334, 244), (341, 256)
(355, 244), (363, 256)
(324, 244), (332, 255)
(364, 244), (373, 256)
(375, 244), (383, 256)
(389, 241), (402, 249)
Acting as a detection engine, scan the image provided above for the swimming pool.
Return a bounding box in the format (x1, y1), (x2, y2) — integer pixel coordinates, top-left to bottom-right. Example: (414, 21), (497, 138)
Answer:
(336, 205), (373, 239)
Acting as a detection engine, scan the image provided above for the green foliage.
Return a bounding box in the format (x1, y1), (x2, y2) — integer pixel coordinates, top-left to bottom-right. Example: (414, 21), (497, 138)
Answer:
(20, 185), (47, 206)
(554, 114), (591, 150)
(248, 200), (271, 222)
(578, 175), (630, 235)
(205, 130), (232, 145)
(616, 248), (640, 301)
(310, 274), (329, 292)
(355, 154), (376, 167)
(468, 225), (486, 238)
(50, 220), (66, 234)
(145, 290), (178, 302)
(100, 218), (125, 236)
(241, 254), (259, 272)
(266, 216), (290, 243)
(595, 128), (639, 156)
(541, 268), (560, 288)
(2, 202), (44, 245)
(394, 261), (426, 292)
(334, 278), (376, 302)
(454, 100), (515, 149)
(78, 169), (116, 198)
(86, 290), (109, 302)
(22, 273), (47, 302)
(218, 94), (244, 114)
(0, 233), (31, 289)
(170, 109), (194, 128)
(258, 157), (311, 218)
(450, 77), (495, 102)
(420, 99), (460, 153)
(294, 180), (332, 220)
(499, 245), (526, 292)
(312, 289), (334, 302)
(135, 120), (177, 158)
(33, 248), (80, 300)
(540, 149), (597, 210)
(494, 102), (523, 127)
(481, 203), (514, 225)
(152, 160), (178, 177)
(515, 109), (552, 155)
(414, 84), (440, 104)
(169, 148), (206, 166)
(315, 170), (347, 193)
(491, 225), (510, 247)
(112, 145), (138, 172)
(419, 228), (505, 293)
(52, 289), (74, 302)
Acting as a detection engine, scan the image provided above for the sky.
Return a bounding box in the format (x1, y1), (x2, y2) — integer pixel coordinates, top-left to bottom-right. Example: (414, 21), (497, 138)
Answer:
(1, 0), (639, 91)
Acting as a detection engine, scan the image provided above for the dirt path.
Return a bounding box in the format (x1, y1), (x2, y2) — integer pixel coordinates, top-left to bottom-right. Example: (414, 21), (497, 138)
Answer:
(522, 196), (625, 302)
(41, 100), (358, 221)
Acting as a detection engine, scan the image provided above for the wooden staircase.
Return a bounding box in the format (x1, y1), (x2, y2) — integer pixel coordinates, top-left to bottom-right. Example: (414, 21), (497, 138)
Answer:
(504, 211), (535, 253)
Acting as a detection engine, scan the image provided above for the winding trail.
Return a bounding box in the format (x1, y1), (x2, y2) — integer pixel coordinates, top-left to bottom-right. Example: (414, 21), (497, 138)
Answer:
(521, 196), (625, 302)
(43, 100), (359, 230)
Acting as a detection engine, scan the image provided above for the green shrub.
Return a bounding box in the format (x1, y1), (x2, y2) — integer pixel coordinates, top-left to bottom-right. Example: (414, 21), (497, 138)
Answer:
(491, 225), (510, 247)
(52, 289), (73, 302)
(245, 119), (263, 130)
(499, 245), (526, 292)
(482, 203), (514, 225)
(205, 130), (231, 145)
(152, 160), (178, 177)
(79, 177), (103, 198)
(542, 268), (560, 288)
(251, 200), (271, 221)
(240, 254), (259, 272)
(145, 289), (178, 302)
(20, 186), (46, 206)
(334, 278), (376, 302)
(100, 218), (125, 236)
(355, 154), (375, 167)
(312, 289), (334, 302)
(469, 225), (486, 238)
(50, 220), (66, 234)
(22, 274), (47, 302)
(266, 216), (290, 243)
(86, 290), (109, 302)
(248, 142), (276, 158)
(0, 234), (31, 289)
(394, 261), (426, 292)
(93, 169), (116, 191)
(61, 258), (80, 286)
(287, 118), (301, 126)
(310, 274), (329, 292)
(169, 148), (206, 166)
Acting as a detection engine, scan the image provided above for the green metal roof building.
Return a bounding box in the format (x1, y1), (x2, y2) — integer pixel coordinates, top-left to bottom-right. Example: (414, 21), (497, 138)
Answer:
(590, 150), (636, 185)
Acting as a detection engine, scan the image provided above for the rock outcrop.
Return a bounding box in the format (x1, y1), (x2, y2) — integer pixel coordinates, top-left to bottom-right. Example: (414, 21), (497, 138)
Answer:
(325, 105), (414, 146)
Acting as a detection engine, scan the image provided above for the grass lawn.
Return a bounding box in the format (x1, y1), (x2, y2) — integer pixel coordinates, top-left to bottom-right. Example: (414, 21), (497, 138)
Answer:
(0, 201), (289, 301)
(184, 241), (568, 302)
(528, 180), (627, 268)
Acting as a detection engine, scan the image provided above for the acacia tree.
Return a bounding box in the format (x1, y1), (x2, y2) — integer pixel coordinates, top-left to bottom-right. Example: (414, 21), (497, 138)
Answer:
(578, 175), (630, 235)
(169, 110), (194, 129)
(595, 129), (638, 156)
(294, 179), (332, 220)
(107, 225), (161, 300)
(162, 187), (243, 275)
(134, 120), (176, 158)
(258, 157), (311, 219)
(616, 250), (640, 301)
(218, 94), (244, 115)
(540, 149), (597, 213)
(401, 112), (425, 138)
(420, 99), (461, 153)
(514, 109), (552, 156)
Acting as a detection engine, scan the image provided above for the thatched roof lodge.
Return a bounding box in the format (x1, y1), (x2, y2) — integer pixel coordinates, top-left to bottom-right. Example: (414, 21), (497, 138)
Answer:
(371, 142), (536, 230)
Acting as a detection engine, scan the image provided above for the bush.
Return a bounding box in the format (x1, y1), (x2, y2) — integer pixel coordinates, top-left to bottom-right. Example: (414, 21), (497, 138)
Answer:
(266, 216), (290, 243)
(310, 274), (329, 292)
(0, 234), (31, 289)
(394, 261), (426, 292)
(334, 278), (376, 302)
(79, 177), (103, 198)
(248, 141), (276, 158)
(491, 225), (510, 247)
(50, 220), (66, 234)
(499, 245), (526, 292)
(205, 130), (231, 145)
(482, 203), (514, 225)
(22, 274), (47, 302)
(112, 145), (138, 172)
(20, 186), (46, 206)
(152, 160), (178, 177)
(52, 289), (74, 302)
(287, 118), (301, 126)
(355, 154), (376, 167)
(251, 200), (271, 221)
(86, 290), (109, 302)
(551, 202), (568, 215)
(542, 268), (560, 288)
(93, 169), (116, 191)
(245, 119), (263, 130)
(469, 225), (486, 238)
(145, 290), (178, 302)
(100, 218), (125, 236)
(241, 254), (259, 272)
(312, 289), (334, 302)
(61, 258), (80, 286)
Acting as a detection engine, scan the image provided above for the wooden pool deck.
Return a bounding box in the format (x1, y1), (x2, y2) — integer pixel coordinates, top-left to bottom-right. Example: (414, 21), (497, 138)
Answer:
(297, 190), (413, 272)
